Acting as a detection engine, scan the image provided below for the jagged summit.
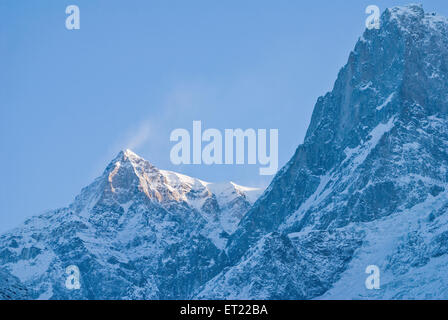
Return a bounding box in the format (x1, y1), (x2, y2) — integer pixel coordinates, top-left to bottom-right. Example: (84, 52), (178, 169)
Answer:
(386, 4), (448, 30)
(0, 149), (263, 299)
(107, 148), (150, 169)
(123, 148), (138, 157)
(198, 5), (448, 299)
(359, 4), (448, 45)
(112, 148), (141, 160)
(72, 149), (263, 237)
(389, 3), (424, 18)
(2, 4), (448, 300)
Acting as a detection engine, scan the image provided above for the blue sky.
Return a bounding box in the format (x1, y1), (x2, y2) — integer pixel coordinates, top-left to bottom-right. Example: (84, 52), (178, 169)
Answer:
(1, 0), (448, 232)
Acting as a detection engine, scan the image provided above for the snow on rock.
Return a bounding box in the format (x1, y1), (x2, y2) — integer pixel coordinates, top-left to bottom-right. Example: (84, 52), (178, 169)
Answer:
(0, 150), (262, 300)
(198, 4), (448, 299)
(2, 4), (448, 300)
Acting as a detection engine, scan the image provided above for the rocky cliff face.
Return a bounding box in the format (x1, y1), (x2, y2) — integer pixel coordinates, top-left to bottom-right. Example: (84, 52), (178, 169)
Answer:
(0, 150), (261, 299)
(0, 268), (29, 300)
(2, 4), (448, 300)
(197, 5), (448, 299)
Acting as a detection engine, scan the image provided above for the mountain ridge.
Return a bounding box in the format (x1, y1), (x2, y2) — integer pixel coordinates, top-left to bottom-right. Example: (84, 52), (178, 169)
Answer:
(197, 4), (448, 299)
(2, 4), (448, 300)
(0, 149), (262, 299)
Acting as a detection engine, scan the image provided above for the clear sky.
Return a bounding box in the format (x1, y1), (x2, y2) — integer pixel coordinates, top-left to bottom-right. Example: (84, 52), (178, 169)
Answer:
(1, 0), (448, 232)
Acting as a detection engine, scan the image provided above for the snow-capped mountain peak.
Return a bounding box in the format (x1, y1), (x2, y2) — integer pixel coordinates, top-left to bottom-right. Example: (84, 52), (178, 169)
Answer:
(0, 150), (263, 299)
(386, 4), (448, 31)
(197, 4), (448, 299)
(3, 4), (448, 300)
